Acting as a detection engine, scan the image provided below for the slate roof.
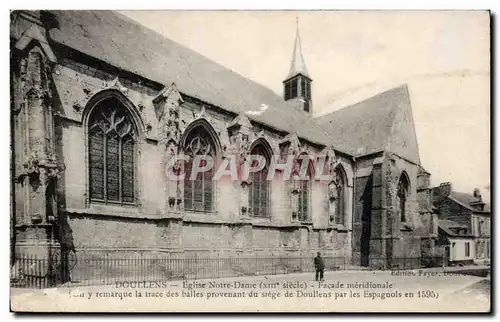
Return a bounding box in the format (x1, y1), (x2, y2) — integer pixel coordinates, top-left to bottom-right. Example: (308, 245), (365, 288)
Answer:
(46, 10), (337, 148)
(314, 86), (407, 157)
(449, 191), (490, 213)
(438, 219), (473, 238)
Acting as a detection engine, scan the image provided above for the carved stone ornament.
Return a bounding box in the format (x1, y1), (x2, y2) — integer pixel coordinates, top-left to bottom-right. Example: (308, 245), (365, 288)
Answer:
(23, 151), (40, 177)
(328, 180), (338, 202)
(105, 77), (129, 95)
(280, 133), (301, 155)
(194, 106), (211, 122)
(154, 83), (183, 145)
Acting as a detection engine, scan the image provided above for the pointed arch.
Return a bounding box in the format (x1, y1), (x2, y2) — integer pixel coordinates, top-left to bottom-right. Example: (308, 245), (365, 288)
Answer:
(85, 91), (140, 205)
(181, 118), (221, 213)
(333, 164), (348, 226)
(248, 137), (273, 162)
(248, 137), (273, 218)
(397, 170), (411, 222)
(180, 118), (222, 157)
(83, 89), (145, 139)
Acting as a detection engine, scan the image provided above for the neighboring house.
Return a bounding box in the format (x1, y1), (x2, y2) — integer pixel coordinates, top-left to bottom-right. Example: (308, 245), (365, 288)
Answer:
(433, 183), (491, 265)
(11, 10), (437, 278)
(438, 219), (476, 265)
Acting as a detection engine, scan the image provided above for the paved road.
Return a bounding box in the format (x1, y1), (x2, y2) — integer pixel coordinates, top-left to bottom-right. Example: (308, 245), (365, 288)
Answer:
(11, 269), (490, 312)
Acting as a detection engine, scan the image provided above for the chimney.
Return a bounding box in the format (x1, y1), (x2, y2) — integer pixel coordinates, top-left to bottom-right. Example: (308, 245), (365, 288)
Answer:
(432, 182), (451, 203)
(473, 188), (482, 201)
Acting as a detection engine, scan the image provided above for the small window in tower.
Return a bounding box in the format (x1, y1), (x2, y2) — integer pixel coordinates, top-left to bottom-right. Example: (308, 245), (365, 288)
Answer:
(291, 78), (298, 98)
(306, 82), (311, 100)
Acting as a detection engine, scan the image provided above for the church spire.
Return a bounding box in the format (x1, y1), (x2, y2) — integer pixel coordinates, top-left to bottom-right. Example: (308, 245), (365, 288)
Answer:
(283, 16), (313, 114)
(286, 16), (310, 80)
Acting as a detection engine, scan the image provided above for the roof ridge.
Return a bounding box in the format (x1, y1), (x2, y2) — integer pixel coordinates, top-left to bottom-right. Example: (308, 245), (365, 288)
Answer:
(114, 11), (285, 101)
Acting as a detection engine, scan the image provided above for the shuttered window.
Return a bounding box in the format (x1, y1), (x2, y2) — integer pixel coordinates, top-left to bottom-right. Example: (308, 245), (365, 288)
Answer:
(88, 98), (136, 205)
(183, 128), (215, 213)
(249, 144), (270, 218)
(284, 81), (291, 100)
(300, 78), (306, 97)
(291, 78), (298, 98)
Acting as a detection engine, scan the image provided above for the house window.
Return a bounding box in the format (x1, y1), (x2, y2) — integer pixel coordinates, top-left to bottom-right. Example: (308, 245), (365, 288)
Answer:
(88, 97), (137, 204)
(334, 166), (347, 226)
(248, 143), (270, 218)
(397, 173), (410, 222)
(465, 242), (470, 257)
(296, 154), (312, 222)
(183, 126), (216, 213)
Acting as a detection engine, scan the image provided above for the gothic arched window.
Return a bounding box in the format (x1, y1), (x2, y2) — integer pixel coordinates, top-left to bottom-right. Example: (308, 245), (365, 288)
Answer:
(296, 154), (312, 222)
(249, 143), (271, 218)
(183, 126), (216, 213)
(397, 173), (410, 222)
(334, 166), (347, 226)
(88, 97), (137, 204)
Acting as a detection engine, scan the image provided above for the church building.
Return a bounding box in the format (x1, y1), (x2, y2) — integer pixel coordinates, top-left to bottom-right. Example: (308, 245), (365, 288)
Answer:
(10, 10), (438, 280)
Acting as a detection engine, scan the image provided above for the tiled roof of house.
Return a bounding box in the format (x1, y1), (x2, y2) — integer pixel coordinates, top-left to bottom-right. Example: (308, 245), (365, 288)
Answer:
(46, 10), (338, 148)
(449, 191), (490, 214)
(438, 219), (472, 237)
(314, 85), (408, 157)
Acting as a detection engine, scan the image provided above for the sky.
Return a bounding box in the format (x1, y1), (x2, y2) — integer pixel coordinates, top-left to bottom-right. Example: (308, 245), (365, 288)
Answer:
(120, 10), (490, 201)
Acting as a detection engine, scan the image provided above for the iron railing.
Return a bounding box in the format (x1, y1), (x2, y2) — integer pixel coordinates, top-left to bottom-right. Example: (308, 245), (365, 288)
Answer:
(10, 252), (444, 289)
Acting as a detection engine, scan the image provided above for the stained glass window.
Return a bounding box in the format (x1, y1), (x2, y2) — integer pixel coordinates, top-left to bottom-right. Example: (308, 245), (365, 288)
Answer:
(88, 97), (136, 204)
(334, 167), (346, 226)
(397, 173), (410, 223)
(183, 127), (215, 213)
(248, 143), (270, 218)
(297, 155), (311, 222)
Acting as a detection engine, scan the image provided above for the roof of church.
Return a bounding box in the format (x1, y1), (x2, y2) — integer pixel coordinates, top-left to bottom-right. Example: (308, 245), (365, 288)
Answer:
(314, 86), (408, 157)
(285, 21), (310, 80)
(46, 10), (335, 148)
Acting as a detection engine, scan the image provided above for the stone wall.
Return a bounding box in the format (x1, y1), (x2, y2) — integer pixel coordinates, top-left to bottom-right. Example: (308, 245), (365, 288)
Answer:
(34, 53), (356, 260)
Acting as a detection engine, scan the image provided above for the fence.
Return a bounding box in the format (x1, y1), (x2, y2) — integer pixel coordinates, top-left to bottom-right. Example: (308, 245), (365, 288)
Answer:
(11, 252), (444, 289)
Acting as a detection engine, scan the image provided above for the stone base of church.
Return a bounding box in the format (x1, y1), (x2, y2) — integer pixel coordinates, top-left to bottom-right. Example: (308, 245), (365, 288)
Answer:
(11, 227), (61, 287)
(16, 211), (353, 285)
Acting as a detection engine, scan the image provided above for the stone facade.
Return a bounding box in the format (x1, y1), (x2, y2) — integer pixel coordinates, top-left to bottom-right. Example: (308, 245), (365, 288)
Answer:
(10, 11), (436, 277)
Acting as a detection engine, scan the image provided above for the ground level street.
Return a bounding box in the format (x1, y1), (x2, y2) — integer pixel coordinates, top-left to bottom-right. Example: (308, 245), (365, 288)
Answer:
(11, 268), (490, 312)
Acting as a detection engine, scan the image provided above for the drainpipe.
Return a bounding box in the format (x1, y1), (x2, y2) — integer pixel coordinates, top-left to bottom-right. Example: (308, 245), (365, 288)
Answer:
(351, 155), (357, 260)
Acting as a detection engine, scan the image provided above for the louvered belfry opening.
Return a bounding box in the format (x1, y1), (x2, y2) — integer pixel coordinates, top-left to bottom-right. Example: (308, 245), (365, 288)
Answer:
(248, 143), (271, 218)
(183, 126), (216, 213)
(88, 97), (136, 205)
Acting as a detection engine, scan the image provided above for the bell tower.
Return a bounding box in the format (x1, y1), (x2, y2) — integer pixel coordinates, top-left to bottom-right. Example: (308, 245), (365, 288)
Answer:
(283, 17), (312, 114)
